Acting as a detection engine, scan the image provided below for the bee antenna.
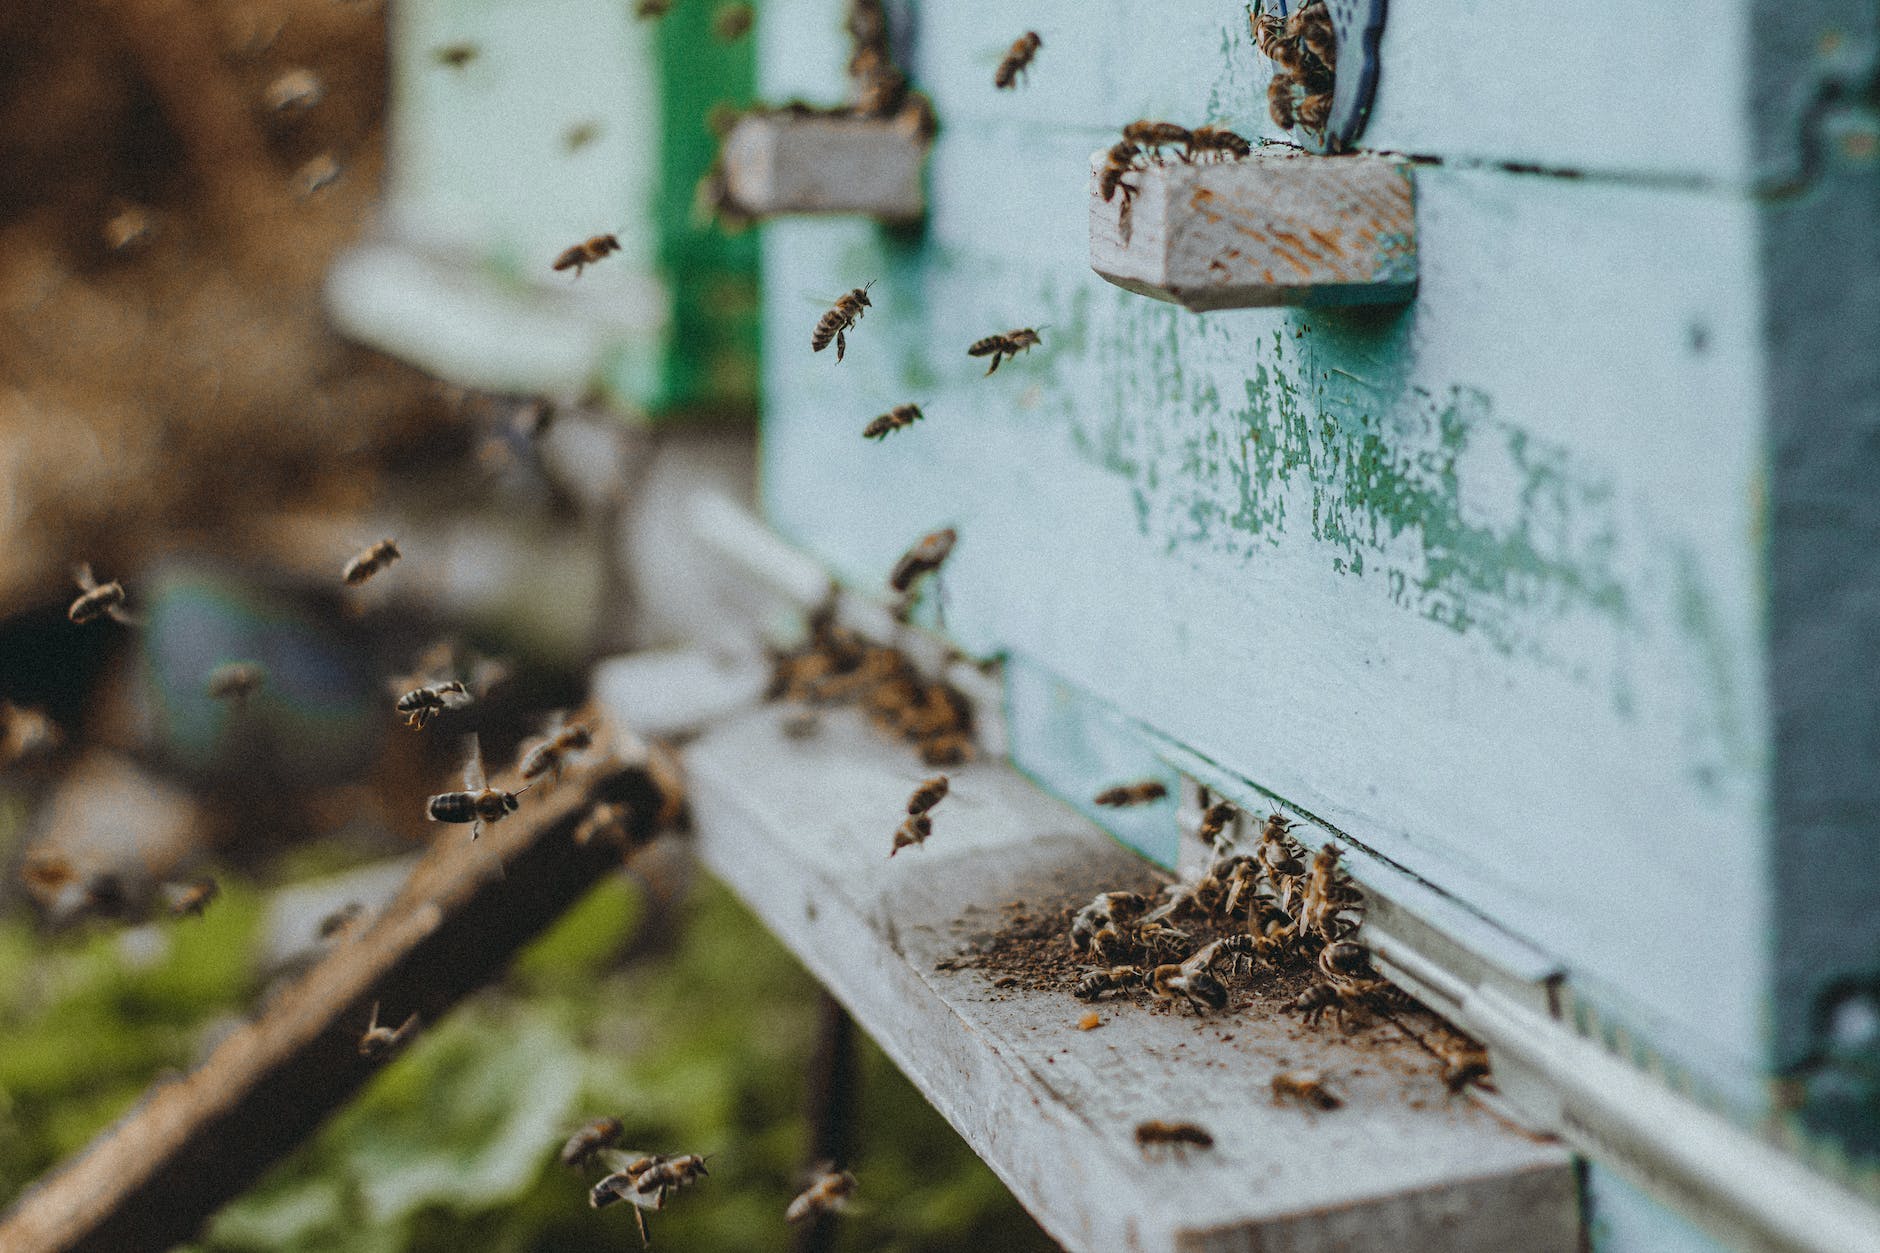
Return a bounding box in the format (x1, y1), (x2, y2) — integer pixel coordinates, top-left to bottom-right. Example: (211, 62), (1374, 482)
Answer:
(513, 783), (535, 796)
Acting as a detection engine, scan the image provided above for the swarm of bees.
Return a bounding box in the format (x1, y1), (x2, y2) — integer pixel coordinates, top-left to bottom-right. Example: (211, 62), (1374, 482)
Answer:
(967, 328), (1042, 375)
(994, 31), (1042, 90)
(553, 234), (622, 278)
(767, 604), (977, 767)
(864, 403), (924, 440)
(812, 285), (873, 362)
(1254, 0), (1336, 133)
(1099, 121), (1255, 239)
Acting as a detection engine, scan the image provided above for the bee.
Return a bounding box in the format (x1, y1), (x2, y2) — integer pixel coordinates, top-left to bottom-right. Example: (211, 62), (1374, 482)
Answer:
(358, 1001), (420, 1058)
(427, 734), (531, 839)
(1210, 933), (1263, 975)
(563, 121), (601, 152)
(102, 204), (155, 253)
(318, 901), (366, 939)
(434, 42), (479, 67)
(69, 564), (135, 626)
(1317, 939), (1373, 983)
(1098, 140), (1142, 204)
(342, 538), (400, 586)
(846, 0), (889, 50)
(574, 801), (637, 849)
(812, 285), (874, 362)
(1295, 90), (1332, 131)
(1094, 780), (1167, 808)
(161, 876), (219, 918)
(553, 234), (621, 277)
(864, 404), (924, 440)
(1091, 924), (1135, 963)
(907, 775), (949, 815)
(293, 153), (341, 198)
(890, 812), (932, 856)
(1073, 964), (1143, 1000)
(896, 92), (939, 145)
(1290, 979), (1381, 1030)
(786, 1165), (858, 1224)
(205, 661), (266, 706)
(1271, 1069), (1342, 1110)
(851, 46), (908, 117)
(967, 328), (1042, 376)
(1437, 1038), (1492, 1092)
(1122, 120), (1193, 157)
(1187, 125), (1253, 160)
(1149, 948), (1228, 1013)
(1136, 920), (1194, 963)
(0, 702), (61, 767)
(394, 680), (469, 730)
(560, 1116), (625, 1167)
(994, 31), (1042, 89)
(1134, 1120), (1213, 1151)
(518, 715), (595, 784)
(1267, 72), (1298, 129)
(1251, 3), (1292, 63)
(1303, 843), (1361, 937)
(264, 67), (323, 112)
(888, 527), (957, 593)
(1069, 891), (1147, 951)
(712, 2), (754, 41)
(1288, 1), (1337, 66)
(633, 0), (671, 17)
(1197, 800), (1237, 846)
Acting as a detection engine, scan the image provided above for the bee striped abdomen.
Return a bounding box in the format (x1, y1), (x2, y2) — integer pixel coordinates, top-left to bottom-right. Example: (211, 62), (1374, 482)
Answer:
(427, 792), (478, 824)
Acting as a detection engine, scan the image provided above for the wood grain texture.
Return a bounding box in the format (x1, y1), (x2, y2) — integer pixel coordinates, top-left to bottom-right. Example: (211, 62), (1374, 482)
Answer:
(681, 702), (1578, 1253)
(1089, 149), (1416, 310)
(722, 114), (928, 221)
(0, 756), (666, 1253)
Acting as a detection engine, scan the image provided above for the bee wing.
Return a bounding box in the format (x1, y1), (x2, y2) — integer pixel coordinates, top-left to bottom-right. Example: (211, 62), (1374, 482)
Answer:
(467, 655), (512, 699)
(460, 733), (486, 791)
(412, 637), (463, 681)
(1181, 939), (1224, 977)
(72, 563), (96, 591)
(599, 1148), (656, 1175)
(105, 604), (141, 628)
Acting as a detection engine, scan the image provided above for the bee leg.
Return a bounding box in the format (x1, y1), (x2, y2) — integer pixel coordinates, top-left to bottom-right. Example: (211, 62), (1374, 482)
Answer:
(984, 353), (1001, 376)
(470, 821), (481, 841)
(835, 328), (846, 363)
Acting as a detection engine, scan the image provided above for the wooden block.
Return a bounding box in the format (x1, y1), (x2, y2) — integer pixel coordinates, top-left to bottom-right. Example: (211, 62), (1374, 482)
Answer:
(722, 113), (927, 222)
(676, 703), (1578, 1253)
(1088, 148), (1416, 310)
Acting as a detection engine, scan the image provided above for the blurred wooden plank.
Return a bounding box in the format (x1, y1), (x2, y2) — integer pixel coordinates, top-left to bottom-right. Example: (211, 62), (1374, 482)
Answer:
(0, 753), (667, 1253)
(680, 702), (1578, 1253)
(722, 113), (927, 221)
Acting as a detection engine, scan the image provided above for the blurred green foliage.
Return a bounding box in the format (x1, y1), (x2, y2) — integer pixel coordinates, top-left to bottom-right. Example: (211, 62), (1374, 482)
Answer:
(0, 864), (1055, 1252)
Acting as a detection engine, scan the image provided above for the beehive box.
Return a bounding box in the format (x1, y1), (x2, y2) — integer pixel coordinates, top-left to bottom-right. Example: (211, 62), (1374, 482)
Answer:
(751, 0), (1880, 1246)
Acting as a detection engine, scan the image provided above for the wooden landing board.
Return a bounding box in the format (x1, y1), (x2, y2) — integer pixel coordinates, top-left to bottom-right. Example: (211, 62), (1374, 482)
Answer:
(682, 703), (1577, 1253)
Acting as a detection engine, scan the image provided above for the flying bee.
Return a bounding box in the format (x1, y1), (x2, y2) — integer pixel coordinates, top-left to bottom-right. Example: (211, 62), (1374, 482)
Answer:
(103, 204), (155, 253)
(713, 2), (754, 40)
(563, 121), (601, 152)
(1271, 1069), (1342, 1110)
(518, 715), (595, 784)
(1122, 120), (1193, 157)
(1094, 780), (1167, 808)
(161, 876), (219, 918)
(888, 527), (957, 593)
(812, 284), (873, 362)
(1134, 1119), (1213, 1151)
(342, 538), (400, 586)
(553, 233), (621, 277)
(1073, 964), (1143, 1001)
(1296, 91), (1332, 131)
(1197, 800), (1237, 846)
(906, 775), (949, 815)
(1149, 952), (1228, 1013)
(1267, 72), (1298, 129)
(264, 67), (324, 112)
(967, 328), (1042, 375)
(358, 1001), (420, 1058)
(205, 661), (266, 706)
(633, 0), (671, 17)
(1098, 140), (1142, 205)
(427, 734), (531, 839)
(561, 1116), (625, 1167)
(293, 153), (341, 198)
(433, 42), (478, 67)
(864, 404), (924, 439)
(1187, 125), (1253, 160)
(786, 1165), (858, 1224)
(994, 31), (1042, 89)
(0, 701), (61, 767)
(890, 812), (932, 856)
(393, 680), (469, 730)
(68, 564), (135, 626)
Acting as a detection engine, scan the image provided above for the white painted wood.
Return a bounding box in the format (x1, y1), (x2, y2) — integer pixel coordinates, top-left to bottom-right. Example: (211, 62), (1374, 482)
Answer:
(722, 114), (928, 221)
(591, 649), (771, 739)
(1088, 149), (1416, 310)
(675, 702), (1578, 1253)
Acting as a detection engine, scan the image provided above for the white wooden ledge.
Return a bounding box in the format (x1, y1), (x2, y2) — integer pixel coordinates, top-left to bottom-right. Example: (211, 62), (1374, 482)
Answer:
(679, 703), (1576, 1252)
(722, 113), (927, 222)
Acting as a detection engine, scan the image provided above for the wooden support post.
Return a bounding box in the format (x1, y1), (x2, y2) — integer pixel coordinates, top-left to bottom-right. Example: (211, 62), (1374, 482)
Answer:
(1089, 149), (1416, 311)
(793, 992), (860, 1253)
(0, 753), (670, 1253)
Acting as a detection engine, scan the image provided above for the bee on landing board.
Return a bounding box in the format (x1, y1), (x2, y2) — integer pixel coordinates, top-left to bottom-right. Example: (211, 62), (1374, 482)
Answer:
(1122, 120), (1193, 159)
(205, 661), (266, 707)
(68, 564), (135, 626)
(1099, 140), (1143, 206)
(812, 285), (873, 362)
(1094, 780), (1167, 807)
(888, 527), (957, 593)
(1436, 1037), (1492, 1092)
(517, 714), (595, 785)
(967, 328), (1042, 375)
(1134, 1119), (1213, 1151)
(427, 734), (531, 839)
(994, 31), (1042, 89)
(1186, 125), (1253, 160)
(1149, 945), (1228, 1013)
(342, 538), (400, 586)
(1271, 1069), (1342, 1110)
(1073, 965), (1143, 1001)
(863, 404), (924, 440)
(553, 234), (621, 277)
(358, 1001), (420, 1058)
(560, 1116), (625, 1168)
(786, 1165), (858, 1224)
(1197, 800), (1237, 846)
